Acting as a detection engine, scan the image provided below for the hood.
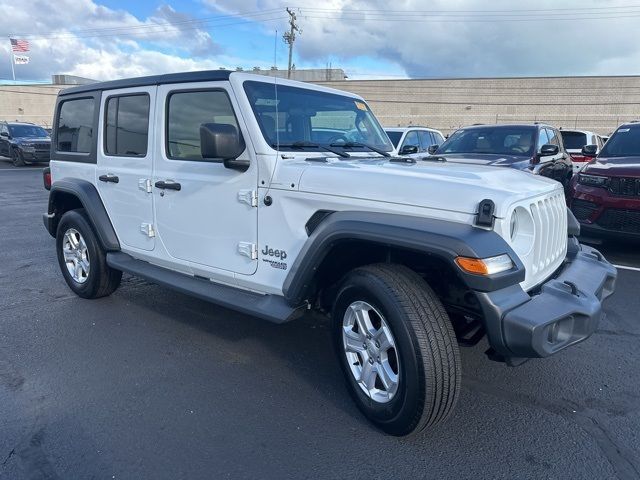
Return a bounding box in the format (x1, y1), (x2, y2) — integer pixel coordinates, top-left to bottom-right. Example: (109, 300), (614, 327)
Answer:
(295, 156), (560, 218)
(583, 156), (640, 177)
(434, 152), (531, 169)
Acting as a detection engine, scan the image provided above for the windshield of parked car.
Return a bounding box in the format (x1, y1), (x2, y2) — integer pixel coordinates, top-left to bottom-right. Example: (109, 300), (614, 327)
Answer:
(560, 131), (588, 150)
(243, 81), (393, 153)
(599, 124), (640, 157)
(385, 131), (402, 148)
(8, 125), (49, 138)
(437, 126), (536, 156)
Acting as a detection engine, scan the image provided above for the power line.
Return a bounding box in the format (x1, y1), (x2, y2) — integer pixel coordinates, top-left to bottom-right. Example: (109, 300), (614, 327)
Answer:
(0, 9), (287, 40)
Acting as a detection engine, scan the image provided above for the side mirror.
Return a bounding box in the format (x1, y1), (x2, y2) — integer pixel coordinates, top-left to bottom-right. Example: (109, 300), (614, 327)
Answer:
(200, 123), (245, 162)
(581, 144), (598, 157)
(400, 144), (418, 155)
(539, 144), (559, 157)
(0, 132), (8, 138)
(427, 144), (439, 155)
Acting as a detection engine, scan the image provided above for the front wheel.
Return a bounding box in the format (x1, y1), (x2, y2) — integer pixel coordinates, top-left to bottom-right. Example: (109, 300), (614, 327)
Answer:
(332, 264), (461, 436)
(56, 209), (122, 299)
(11, 149), (25, 167)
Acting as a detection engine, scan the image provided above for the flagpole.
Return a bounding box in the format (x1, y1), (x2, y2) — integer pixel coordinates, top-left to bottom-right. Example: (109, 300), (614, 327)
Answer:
(8, 38), (15, 82)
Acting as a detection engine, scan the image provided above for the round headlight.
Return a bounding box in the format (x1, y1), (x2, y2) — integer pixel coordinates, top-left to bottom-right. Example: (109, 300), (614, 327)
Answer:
(509, 207), (535, 257)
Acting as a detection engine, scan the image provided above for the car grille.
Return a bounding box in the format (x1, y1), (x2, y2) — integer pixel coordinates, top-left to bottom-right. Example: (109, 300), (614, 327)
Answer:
(528, 192), (568, 278)
(597, 208), (640, 234)
(571, 199), (598, 221)
(608, 177), (640, 197)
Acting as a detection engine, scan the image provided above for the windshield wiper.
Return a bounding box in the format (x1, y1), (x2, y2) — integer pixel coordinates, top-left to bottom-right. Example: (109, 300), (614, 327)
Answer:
(329, 141), (391, 157)
(272, 141), (350, 158)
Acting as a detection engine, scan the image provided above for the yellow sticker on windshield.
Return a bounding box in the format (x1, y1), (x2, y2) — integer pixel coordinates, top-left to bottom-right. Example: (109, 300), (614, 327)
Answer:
(355, 101), (368, 111)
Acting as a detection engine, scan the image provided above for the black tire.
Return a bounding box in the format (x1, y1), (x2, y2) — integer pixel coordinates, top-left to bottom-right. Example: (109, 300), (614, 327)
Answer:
(56, 209), (122, 299)
(332, 264), (461, 436)
(11, 149), (25, 167)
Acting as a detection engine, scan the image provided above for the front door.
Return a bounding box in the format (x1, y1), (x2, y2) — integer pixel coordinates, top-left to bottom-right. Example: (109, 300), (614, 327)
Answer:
(153, 82), (258, 276)
(96, 87), (156, 251)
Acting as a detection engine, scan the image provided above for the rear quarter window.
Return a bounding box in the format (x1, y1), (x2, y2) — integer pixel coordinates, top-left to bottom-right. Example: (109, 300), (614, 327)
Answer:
(57, 97), (95, 153)
(560, 131), (587, 150)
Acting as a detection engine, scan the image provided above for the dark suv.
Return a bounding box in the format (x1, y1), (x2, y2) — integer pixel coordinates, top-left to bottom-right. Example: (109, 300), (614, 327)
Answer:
(569, 122), (640, 239)
(432, 123), (574, 188)
(0, 121), (51, 166)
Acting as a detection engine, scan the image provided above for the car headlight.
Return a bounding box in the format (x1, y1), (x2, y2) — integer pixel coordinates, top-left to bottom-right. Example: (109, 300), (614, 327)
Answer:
(509, 207), (535, 256)
(578, 173), (608, 187)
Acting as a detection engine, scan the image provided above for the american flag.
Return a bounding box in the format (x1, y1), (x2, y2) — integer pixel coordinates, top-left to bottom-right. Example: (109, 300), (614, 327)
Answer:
(10, 38), (29, 52)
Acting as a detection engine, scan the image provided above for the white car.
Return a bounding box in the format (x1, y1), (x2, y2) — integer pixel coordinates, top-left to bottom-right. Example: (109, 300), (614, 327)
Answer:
(560, 129), (605, 172)
(385, 126), (445, 159)
(42, 71), (616, 436)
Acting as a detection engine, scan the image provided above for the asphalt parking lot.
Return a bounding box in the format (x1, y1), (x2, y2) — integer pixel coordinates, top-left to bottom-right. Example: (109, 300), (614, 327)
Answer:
(0, 162), (639, 480)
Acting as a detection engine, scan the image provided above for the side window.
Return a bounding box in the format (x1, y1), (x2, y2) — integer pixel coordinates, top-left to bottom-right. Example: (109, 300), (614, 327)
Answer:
(57, 98), (95, 153)
(166, 89), (241, 161)
(546, 128), (559, 147)
(417, 131), (432, 152)
(401, 131), (419, 151)
(537, 128), (549, 151)
(104, 94), (150, 157)
(432, 131), (445, 145)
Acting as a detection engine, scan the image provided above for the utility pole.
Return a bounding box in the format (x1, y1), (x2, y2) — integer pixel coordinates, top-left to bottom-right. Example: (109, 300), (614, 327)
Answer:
(283, 8), (300, 79)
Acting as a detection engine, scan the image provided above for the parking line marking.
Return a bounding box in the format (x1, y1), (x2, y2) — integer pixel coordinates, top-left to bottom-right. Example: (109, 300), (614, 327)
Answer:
(613, 264), (640, 272)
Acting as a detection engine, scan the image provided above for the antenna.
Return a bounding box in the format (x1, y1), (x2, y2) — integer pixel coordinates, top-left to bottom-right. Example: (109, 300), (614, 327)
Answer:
(264, 29), (280, 202)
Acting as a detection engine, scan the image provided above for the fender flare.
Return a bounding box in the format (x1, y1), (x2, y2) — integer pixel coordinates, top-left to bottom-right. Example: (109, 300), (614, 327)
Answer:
(44, 178), (120, 251)
(282, 210), (525, 306)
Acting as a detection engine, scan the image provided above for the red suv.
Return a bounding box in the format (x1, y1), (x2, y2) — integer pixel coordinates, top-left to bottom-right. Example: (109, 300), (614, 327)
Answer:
(569, 122), (640, 239)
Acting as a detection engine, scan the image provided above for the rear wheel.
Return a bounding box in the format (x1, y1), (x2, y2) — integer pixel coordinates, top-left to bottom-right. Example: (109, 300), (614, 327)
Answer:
(332, 264), (461, 436)
(11, 149), (25, 167)
(56, 209), (122, 299)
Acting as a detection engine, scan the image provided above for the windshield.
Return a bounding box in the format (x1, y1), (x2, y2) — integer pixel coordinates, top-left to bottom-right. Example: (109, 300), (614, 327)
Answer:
(438, 126), (536, 156)
(385, 131), (402, 148)
(599, 124), (640, 157)
(560, 131), (588, 150)
(8, 124), (49, 138)
(243, 81), (393, 152)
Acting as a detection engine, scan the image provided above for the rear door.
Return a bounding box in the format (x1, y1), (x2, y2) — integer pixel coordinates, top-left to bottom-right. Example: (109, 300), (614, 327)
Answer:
(96, 87), (155, 251)
(152, 82), (258, 276)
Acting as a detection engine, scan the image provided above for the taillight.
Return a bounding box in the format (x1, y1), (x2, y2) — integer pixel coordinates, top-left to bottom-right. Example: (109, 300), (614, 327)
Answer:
(570, 154), (589, 163)
(43, 167), (51, 190)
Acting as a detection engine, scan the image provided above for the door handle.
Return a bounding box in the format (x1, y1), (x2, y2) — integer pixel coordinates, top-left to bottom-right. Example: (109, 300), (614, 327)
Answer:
(155, 180), (181, 191)
(99, 174), (119, 183)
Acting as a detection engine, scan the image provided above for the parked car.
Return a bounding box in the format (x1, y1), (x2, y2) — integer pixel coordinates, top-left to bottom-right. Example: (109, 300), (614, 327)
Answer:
(569, 122), (640, 239)
(432, 123), (574, 189)
(385, 126), (445, 159)
(0, 121), (51, 166)
(42, 70), (616, 436)
(560, 129), (604, 173)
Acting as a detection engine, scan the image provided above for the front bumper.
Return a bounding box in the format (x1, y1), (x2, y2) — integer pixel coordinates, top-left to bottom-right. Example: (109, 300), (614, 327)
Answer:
(477, 240), (617, 362)
(22, 150), (51, 162)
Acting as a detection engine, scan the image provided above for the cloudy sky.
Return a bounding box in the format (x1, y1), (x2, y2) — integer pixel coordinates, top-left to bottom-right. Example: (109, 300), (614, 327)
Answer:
(0, 0), (639, 82)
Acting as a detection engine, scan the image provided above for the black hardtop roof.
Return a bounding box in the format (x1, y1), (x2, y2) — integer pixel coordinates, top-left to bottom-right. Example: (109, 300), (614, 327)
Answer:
(59, 69), (233, 96)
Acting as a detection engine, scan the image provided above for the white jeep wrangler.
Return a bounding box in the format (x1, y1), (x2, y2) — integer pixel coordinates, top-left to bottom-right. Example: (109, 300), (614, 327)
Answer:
(43, 71), (617, 436)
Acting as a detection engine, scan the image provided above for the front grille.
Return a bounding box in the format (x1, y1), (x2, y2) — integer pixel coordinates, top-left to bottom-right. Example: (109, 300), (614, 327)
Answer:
(597, 208), (640, 233)
(571, 199), (598, 221)
(529, 192), (568, 277)
(609, 177), (640, 197)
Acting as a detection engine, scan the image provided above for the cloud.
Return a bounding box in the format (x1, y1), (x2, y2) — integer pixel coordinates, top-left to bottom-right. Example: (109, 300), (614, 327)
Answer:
(0, 0), (224, 81)
(205, 0), (640, 78)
